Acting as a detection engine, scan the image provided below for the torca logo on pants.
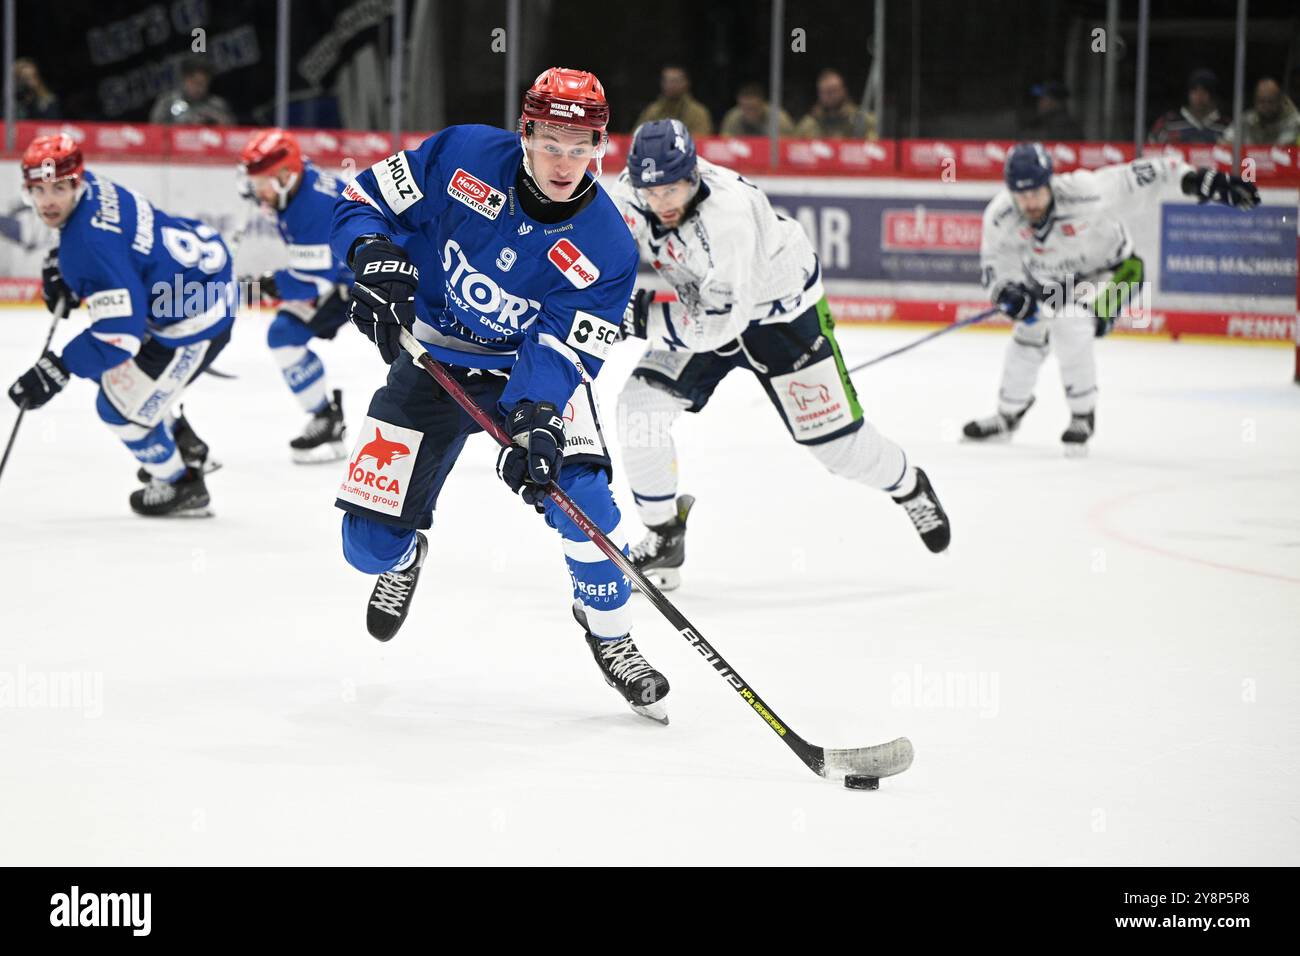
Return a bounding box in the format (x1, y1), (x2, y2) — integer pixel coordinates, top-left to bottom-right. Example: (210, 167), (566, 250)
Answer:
(339, 416), (423, 517)
(350, 428), (410, 488)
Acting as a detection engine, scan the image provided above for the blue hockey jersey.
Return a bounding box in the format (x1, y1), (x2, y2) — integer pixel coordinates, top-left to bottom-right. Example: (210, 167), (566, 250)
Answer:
(57, 170), (236, 380)
(270, 161), (352, 300)
(330, 124), (638, 412)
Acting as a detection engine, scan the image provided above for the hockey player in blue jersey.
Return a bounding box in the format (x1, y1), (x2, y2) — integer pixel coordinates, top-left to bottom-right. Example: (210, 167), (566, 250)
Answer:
(238, 129), (352, 463)
(330, 67), (670, 721)
(7, 134), (236, 517)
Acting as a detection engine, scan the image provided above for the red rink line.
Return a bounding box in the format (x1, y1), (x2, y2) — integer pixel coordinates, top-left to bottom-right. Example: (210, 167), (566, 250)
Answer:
(1088, 484), (1300, 586)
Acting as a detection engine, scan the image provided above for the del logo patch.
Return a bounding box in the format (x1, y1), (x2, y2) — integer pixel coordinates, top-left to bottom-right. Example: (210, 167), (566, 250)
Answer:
(338, 418), (423, 517)
(448, 168), (505, 220)
(548, 238), (600, 288)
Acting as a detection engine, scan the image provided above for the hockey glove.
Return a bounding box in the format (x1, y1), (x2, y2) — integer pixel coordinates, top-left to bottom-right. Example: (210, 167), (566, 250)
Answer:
(1093, 255), (1144, 338)
(350, 239), (419, 364)
(495, 401), (565, 513)
(996, 282), (1038, 324)
(41, 248), (78, 315)
(8, 350), (69, 410)
(1182, 167), (1260, 210)
(621, 288), (652, 340)
(241, 272), (280, 302)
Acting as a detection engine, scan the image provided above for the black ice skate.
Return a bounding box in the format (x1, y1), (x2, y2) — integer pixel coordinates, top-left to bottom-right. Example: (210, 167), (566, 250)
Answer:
(962, 397), (1035, 441)
(1061, 411), (1095, 457)
(137, 410), (221, 482)
(573, 602), (670, 724)
(291, 389), (347, 464)
(366, 531), (428, 641)
(628, 494), (694, 592)
(892, 467), (951, 553)
(129, 467), (212, 518)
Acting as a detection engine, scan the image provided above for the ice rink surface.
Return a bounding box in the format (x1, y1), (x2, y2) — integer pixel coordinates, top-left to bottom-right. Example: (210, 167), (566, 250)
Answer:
(1, 305), (1297, 865)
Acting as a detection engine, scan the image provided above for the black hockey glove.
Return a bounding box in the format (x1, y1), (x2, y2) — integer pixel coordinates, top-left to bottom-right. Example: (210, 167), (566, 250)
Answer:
(241, 271), (280, 302)
(996, 282), (1038, 324)
(8, 350), (69, 410)
(1182, 167), (1260, 210)
(495, 401), (565, 513)
(349, 239), (418, 364)
(41, 248), (78, 315)
(621, 288), (652, 340)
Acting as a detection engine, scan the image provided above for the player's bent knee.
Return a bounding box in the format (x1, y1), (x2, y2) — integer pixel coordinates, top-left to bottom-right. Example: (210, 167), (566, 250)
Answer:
(341, 513), (417, 574)
(94, 389), (130, 426)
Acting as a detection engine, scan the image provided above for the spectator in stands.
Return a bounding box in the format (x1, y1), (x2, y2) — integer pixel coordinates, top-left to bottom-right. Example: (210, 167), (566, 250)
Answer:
(1019, 80), (1083, 140)
(1225, 77), (1300, 146)
(1147, 68), (1230, 144)
(149, 55), (236, 126)
(794, 69), (876, 139)
(13, 58), (60, 120)
(634, 65), (713, 136)
(719, 83), (794, 137)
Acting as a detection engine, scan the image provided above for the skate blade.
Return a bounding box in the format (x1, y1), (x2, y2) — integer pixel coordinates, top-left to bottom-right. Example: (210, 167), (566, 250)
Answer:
(960, 431), (1014, 444)
(134, 505), (214, 519)
(634, 566), (681, 593)
(292, 441), (347, 464)
(1062, 443), (1090, 458)
(630, 700), (669, 725)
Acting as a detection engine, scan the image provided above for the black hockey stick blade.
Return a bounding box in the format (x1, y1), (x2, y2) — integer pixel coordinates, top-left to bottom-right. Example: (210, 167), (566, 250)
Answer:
(397, 328), (914, 784)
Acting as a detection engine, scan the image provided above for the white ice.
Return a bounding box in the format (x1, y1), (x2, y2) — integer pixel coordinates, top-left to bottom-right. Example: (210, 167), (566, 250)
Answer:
(1, 306), (1297, 865)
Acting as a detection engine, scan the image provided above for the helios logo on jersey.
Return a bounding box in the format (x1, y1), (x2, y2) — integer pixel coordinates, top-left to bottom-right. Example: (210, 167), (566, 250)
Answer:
(447, 168), (506, 220)
(548, 238), (600, 288)
(371, 152), (424, 214)
(338, 419), (423, 517)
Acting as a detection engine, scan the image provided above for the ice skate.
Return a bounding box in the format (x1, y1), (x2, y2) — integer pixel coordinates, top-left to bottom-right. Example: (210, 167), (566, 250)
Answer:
(573, 602), (670, 725)
(291, 389), (347, 464)
(629, 494), (694, 592)
(962, 397), (1035, 442)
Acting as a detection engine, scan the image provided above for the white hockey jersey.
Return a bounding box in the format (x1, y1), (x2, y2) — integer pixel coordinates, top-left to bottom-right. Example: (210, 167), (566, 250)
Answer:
(981, 155), (1195, 310)
(609, 157), (823, 353)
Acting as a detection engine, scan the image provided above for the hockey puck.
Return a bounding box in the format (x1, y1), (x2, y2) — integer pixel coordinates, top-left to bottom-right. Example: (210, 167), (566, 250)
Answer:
(843, 775), (879, 790)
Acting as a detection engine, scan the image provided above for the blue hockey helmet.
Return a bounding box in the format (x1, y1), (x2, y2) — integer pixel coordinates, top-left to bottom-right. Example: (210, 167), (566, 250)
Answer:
(627, 119), (698, 187)
(1004, 142), (1053, 192)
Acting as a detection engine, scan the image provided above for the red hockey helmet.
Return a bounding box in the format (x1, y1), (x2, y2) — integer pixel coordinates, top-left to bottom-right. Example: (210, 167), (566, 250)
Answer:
(20, 134), (84, 187)
(239, 128), (304, 178)
(520, 67), (610, 140)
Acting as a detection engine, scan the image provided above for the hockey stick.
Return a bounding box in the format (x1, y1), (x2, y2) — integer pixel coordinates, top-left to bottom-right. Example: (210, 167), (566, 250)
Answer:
(0, 295), (69, 485)
(397, 327), (913, 785)
(847, 306), (999, 374)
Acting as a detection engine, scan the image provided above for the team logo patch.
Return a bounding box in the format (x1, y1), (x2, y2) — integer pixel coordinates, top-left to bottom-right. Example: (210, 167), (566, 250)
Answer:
(771, 358), (855, 441)
(87, 288), (133, 321)
(371, 152), (424, 214)
(287, 244), (333, 269)
(341, 180), (375, 207)
(548, 238), (600, 288)
(447, 168), (506, 220)
(338, 418), (424, 517)
(564, 310), (620, 360)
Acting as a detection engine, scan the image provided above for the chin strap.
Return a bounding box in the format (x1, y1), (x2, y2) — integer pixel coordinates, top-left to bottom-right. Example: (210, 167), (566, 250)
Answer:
(519, 138), (602, 204)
